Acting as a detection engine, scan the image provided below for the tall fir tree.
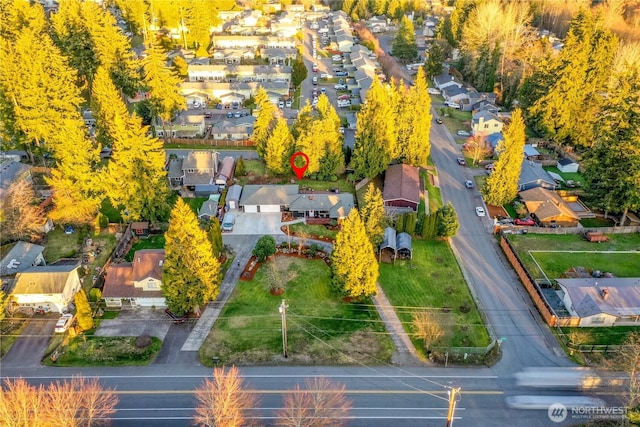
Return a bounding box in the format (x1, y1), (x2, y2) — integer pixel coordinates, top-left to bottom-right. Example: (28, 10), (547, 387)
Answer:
(482, 109), (526, 206)
(360, 183), (386, 247)
(316, 95), (345, 179)
(252, 87), (277, 158)
(265, 117), (295, 175)
(92, 67), (170, 222)
(141, 40), (186, 140)
(293, 102), (324, 176)
(331, 209), (379, 301)
(208, 219), (223, 258)
(74, 289), (94, 331)
(398, 67), (432, 166)
(162, 198), (221, 315)
(424, 42), (444, 78)
(392, 16), (418, 62)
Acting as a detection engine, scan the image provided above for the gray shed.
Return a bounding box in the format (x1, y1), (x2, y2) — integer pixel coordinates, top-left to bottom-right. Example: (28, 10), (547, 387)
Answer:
(397, 233), (413, 259)
(379, 227), (397, 261)
(226, 185), (243, 210)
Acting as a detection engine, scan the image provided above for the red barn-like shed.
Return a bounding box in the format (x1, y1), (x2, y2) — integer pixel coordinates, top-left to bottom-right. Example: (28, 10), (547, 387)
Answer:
(383, 164), (420, 213)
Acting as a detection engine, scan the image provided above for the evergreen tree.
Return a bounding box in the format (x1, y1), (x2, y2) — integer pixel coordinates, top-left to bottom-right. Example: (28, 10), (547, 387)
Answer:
(252, 87), (277, 158)
(253, 235), (277, 262)
(392, 16), (418, 63)
(360, 183), (386, 247)
(450, 0), (476, 46)
(436, 202), (459, 238)
(163, 198), (221, 315)
(265, 118), (295, 175)
(399, 67), (431, 166)
(294, 103), (325, 176)
(316, 95), (345, 179)
(583, 68), (640, 225)
(482, 109), (526, 206)
(331, 209), (378, 301)
(208, 219), (223, 258)
(352, 80), (394, 179)
(404, 212), (417, 235)
(424, 42), (444, 78)
(291, 56), (308, 87)
(74, 289), (94, 331)
(183, 1), (220, 56)
(141, 40), (186, 141)
(436, 16), (455, 47)
(92, 67), (171, 222)
(235, 156), (246, 176)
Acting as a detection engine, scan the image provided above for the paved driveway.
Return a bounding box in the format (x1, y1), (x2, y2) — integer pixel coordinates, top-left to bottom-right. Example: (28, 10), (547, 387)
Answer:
(225, 212), (300, 235)
(2, 316), (57, 368)
(95, 308), (171, 340)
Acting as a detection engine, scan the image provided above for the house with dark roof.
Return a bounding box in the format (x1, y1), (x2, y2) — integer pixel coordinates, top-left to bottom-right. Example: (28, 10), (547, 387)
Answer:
(383, 164), (420, 213)
(442, 85), (469, 103)
(288, 193), (354, 220)
(102, 250), (166, 309)
(0, 159), (31, 201)
(183, 151), (220, 195)
(0, 241), (46, 278)
(519, 187), (580, 227)
(518, 159), (558, 191)
(11, 265), (81, 313)
(557, 278), (640, 326)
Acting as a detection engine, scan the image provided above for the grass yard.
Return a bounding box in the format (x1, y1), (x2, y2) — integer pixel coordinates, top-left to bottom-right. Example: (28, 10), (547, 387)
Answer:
(43, 228), (82, 262)
(560, 326), (640, 346)
(125, 234), (165, 261)
(507, 234), (640, 280)
(100, 198), (123, 223)
(44, 336), (162, 366)
(199, 257), (393, 366)
(378, 240), (491, 357)
(296, 178), (355, 193)
(543, 166), (584, 185)
(287, 223), (338, 240)
(425, 182), (441, 214)
(183, 197), (208, 214)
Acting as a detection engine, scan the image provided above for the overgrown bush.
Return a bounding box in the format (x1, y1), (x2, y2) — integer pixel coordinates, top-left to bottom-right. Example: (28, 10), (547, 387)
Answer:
(89, 288), (102, 303)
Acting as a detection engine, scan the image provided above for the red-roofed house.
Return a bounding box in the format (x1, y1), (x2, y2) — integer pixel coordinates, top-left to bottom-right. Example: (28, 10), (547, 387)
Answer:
(102, 250), (166, 308)
(383, 164), (420, 213)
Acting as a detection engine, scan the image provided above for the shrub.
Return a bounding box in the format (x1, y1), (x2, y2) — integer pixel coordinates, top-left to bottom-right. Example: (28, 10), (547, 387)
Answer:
(253, 235), (276, 262)
(89, 288), (102, 303)
(135, 335), (153, 349)
(404, 212), (417, 235)
(436, 202), (459, 237)
(99, 214), (109, 229)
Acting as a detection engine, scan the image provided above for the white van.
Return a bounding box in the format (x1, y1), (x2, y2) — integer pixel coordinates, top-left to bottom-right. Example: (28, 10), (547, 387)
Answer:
(222, 213), (235, 232)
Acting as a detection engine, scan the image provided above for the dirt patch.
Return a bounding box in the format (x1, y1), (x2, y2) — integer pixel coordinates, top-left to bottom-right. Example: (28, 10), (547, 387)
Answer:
(240, 249), (331, 281)
(487, 204), (508, 219)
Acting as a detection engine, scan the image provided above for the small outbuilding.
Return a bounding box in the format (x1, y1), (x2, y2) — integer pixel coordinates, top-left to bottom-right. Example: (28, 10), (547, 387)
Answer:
(131, 222), (150, 237)
(557, 158), (579, 173)
(226, 184), (243, 210)
(396, 233), (413, 259)
(379, 227), (397, 261)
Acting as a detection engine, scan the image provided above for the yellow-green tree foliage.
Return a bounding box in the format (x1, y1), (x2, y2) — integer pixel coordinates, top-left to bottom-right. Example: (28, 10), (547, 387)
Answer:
(293, 102), (323, 175)
(331, 209), (379, 301)
(252, 87), (277, 158)
(92, 67), (170, 222)
(265, 117), (295, 175)
(141, 40), (186, 136)
(399, 67), (432, 166)
(482, 108), (526, 206)
(360, 183), (386, 247)
(162, 198), (221, 314)
(208, 219), (223, 258)
(74, 289), (94, 331)
(316, 95), (345, 178)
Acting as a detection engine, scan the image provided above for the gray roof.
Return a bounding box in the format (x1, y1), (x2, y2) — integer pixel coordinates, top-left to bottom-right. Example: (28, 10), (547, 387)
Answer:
(183, 151), (219, 172)
(240, 184), (299, 206)
(433, 73), (458, 87)
(558, 158), (578, 166)
(13, 265), (79, 295)
(397, 232), (412, 252)
(472, 110), (501, 125)
(557, 278), (640, 318)
(167, 158), (184, 180)
(0, 241), (46, 276)
(0, 160), (31, 199)
(442, 85), (468, 97)
(288, 193), (354, 218)
(518, 159), (557, 189)
(524, 144), (540, 157)
(198, 200), (218, 218)
(227, 184), (243, 202)
(380, 227), (397, 251)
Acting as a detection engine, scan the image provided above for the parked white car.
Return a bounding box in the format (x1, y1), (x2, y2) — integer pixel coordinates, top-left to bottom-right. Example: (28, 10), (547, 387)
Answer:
(475, 207), (486, 217)
(445, 101), (461, 109)
(334, 84), (347, 90)
(427, 88), (441, 95)
(55, 313), (74, 333)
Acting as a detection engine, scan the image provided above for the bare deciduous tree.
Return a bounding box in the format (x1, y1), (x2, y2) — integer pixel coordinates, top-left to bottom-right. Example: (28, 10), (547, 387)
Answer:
(275, 377), (352, 427)
(0, 377), (46, 425)
(612, 333), (640, 412)
(264, 257), (297, 294)
(193, 366), (260, 427)
(0, 180), (45, 244)
(462, 134), (493, 166)
(412, 311), (445, 350)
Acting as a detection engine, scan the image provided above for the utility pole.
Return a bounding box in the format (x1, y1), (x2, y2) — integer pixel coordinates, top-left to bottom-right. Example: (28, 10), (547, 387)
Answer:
(279, 299), (288, 358)
(445, 387), (461, 427)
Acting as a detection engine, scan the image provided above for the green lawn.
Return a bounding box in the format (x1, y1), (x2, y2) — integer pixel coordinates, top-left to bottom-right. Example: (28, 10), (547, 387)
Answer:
(296, 178), (355, 193)
(199, 257), (393, 366)
(44, 336), (162, 366)
(507, 234), (640, 280)
(183, 197), (207, 214)
(378, 240), (491, 356)
(560, 326), (640, 346)
(100, 198), (123, 223)
(287, 223), (338, 240)
(43, 228), (82, 262)
(125, 234), (165, 261)
(543, 166), (584, 185)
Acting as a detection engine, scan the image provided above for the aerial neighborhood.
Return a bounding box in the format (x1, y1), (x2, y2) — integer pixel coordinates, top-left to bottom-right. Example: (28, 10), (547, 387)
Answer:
(1, 0), (640, 424)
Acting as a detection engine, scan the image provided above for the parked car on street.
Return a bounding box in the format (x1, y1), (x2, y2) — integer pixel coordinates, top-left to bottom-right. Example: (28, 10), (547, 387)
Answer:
(312, 76), (318, 85)
(456, 157), (466, 166)
(475, 207), (486, 217)
(435, 118), (443, 124)
(335, 71), (348, 77)
(54, 314), (74, 333)
(334, 84), (347, 90)
(285, 99), (292, 108)
(457, 130), (471, 137)
(465, 180), (474, 189)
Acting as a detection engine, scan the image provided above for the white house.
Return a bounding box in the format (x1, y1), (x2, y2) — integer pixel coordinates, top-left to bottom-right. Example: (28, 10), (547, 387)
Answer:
(472, 111), (504, 136)
(557, 278), (640, 326)
(11, 265), (81, 313)
(102, 250), (167, 308)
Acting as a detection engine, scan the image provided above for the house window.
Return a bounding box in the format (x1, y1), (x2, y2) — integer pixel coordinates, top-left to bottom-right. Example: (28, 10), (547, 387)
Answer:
(484, 124), (489, 129)
(590, 316), (605, 325)
(187, 169), (195, 173)
(147, 280), (158, 289)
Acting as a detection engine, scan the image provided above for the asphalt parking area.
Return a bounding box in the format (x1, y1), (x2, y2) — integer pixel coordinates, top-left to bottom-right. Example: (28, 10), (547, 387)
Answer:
(223, 212), (287, 235)
(95, 308), (171, 340)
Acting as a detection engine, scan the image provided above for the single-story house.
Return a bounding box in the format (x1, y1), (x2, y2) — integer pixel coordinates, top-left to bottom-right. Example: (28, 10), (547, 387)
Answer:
(0, 241), (46, 278)
(472, 111), (503, 136)
(558, 158), (579, 173)
(102, 249), (166, 309)
(442, 85), (469, 103)
(226, 185), (242, 210)
(288, 193), (354, 220)
(198, 198), (218, 221)
(518, 187), (580, 227)
(433, 73), (463, 91)
(557, 278), (640, 326)
(11, 265), (81, 313)
(518, 160), (558, 191)
(240, 184), (299, 213)
(383, 164), (420, 213)
(210, 122), (253, 141)
(155, 115), (206, 139)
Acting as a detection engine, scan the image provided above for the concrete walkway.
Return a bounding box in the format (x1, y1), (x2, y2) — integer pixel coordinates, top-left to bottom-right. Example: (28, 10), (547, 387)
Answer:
(181, 235), (259, 351)
(372, 283), (423, 366)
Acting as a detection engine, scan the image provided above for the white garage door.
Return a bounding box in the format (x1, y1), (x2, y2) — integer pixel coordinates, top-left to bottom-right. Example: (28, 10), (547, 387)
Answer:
(259, 205), (281, 213)
(244, 205), (258, 213)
